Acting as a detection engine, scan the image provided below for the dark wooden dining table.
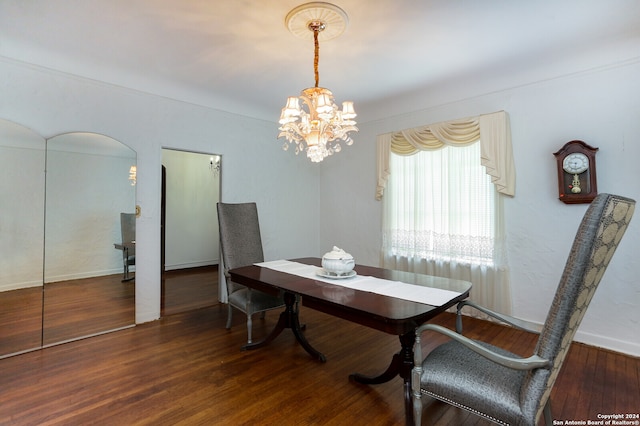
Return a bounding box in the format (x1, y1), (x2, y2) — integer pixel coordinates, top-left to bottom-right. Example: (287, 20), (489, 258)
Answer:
(228, 257), (472, 425)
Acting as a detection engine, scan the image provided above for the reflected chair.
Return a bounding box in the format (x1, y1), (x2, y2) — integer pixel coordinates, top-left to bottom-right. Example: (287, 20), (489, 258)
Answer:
(115, 212), (136, 282)
(411, 193), (635, 426)
(217, 202), (285, 344)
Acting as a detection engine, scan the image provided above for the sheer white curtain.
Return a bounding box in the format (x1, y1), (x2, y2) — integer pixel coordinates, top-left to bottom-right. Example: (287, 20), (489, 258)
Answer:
(378, 111), (513, 314)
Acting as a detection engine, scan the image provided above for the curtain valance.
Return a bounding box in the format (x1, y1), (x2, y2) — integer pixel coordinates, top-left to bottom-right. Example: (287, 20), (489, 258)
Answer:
(376, 110), (515, 200)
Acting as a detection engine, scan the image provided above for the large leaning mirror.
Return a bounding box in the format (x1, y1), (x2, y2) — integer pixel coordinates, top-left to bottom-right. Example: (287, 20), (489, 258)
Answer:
(0, 119), (45, 357)
(43, 132), (136, 345)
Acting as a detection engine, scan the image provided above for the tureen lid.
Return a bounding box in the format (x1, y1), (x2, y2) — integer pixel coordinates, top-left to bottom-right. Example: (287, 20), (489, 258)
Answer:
(322, 246), (353, 260)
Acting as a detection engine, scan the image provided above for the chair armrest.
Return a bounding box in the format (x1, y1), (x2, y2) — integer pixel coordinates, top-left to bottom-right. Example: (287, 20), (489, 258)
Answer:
(456, 300), (541, 334)
(415, 323), (550, 371)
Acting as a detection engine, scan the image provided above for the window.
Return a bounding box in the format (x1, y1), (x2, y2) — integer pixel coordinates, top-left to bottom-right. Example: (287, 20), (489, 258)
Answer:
(377, 111), (513, 314)
(383, 142), (497, 266)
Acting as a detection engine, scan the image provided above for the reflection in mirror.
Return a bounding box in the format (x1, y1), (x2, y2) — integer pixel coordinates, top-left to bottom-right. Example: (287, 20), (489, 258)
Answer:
(43, 133), (136, 345)
(0, 119), (45, 357)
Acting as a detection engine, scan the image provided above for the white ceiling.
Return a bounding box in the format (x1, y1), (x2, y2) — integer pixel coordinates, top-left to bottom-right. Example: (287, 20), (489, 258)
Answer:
(1, 0), (639, 122)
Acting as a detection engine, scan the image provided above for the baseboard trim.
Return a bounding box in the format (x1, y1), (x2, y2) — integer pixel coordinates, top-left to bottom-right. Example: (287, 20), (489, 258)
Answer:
(164, 261), (218, 271)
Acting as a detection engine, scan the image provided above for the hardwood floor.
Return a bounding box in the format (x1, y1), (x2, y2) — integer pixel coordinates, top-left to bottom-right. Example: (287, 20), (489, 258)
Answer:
(43, 275), (135, 345)
(0, 274), (134, 357)
(162, 265), (218, 317)
(0, 287), (42, 355)
(1, 271), (638, 425)
(0, 265), (216, 357)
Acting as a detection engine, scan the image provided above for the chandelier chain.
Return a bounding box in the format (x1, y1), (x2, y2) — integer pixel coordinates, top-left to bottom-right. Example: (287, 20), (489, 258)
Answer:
(313, 28), (320, 88)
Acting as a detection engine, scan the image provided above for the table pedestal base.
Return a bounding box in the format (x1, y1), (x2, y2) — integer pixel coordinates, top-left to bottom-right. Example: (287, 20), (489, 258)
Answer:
(350, 333), (415, 426)
(242, 292), (326, 363)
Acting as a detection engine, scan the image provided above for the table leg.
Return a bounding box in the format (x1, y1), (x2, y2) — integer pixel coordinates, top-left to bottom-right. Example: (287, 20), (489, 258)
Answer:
(350, 332), (415, 425)
(242, 292), (326, 362)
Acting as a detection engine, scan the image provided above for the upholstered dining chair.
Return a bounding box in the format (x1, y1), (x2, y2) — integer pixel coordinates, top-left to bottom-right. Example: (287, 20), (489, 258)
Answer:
(116, 212), (136, 282)
(217, 202), (285, 344)
(411, 193), (635, 426)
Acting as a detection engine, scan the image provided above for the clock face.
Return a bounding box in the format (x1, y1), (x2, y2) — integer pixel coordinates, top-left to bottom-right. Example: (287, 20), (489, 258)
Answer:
(562, 152), (589, 174)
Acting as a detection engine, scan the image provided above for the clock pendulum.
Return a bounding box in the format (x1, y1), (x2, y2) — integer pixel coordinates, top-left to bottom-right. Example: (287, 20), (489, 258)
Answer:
(570, 174), (581, 193)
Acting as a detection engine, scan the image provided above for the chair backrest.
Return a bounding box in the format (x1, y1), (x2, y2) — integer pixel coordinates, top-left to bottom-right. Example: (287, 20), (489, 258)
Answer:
(217, 202), (265, 273)
(521, 194), (635, 423)
(120, 212), (136, 254)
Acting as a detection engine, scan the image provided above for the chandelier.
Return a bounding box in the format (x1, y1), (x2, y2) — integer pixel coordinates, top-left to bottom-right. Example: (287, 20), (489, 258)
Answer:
(128, 165), (137, 186)
(278, 2), (358, 163)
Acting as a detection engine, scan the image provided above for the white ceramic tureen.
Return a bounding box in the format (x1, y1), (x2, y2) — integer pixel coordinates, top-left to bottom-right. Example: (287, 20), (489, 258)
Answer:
(321, 246), (355, 275)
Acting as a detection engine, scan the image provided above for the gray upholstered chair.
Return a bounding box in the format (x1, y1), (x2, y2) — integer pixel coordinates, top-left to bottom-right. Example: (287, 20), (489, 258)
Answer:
(217, 202), (285, 344)
(115, 212), (136, 282)
(411, 193), (635, 426)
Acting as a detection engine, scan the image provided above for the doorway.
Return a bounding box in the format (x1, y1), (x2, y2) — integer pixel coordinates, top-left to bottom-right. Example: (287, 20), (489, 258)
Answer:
(160, 149), (221, 316)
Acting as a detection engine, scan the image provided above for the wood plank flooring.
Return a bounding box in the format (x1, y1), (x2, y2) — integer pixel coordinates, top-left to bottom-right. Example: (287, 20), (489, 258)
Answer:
(0, 274), (134, 357)
(0, 269), (638, 425)
(0, 264), (213, 357)
(0, 286), (42, 355)
(162, 266), (218, 316)
(43, 275), (135, 345)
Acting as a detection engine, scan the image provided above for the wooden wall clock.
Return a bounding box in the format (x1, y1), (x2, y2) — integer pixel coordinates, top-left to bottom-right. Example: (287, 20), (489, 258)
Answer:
(553, 140), (598, 204)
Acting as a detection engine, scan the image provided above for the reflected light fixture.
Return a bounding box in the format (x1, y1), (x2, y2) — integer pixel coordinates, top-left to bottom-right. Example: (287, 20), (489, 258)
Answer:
(278, 2), (358, 163)
(209, 156), (221, 176)
(128, 165), (137, 186)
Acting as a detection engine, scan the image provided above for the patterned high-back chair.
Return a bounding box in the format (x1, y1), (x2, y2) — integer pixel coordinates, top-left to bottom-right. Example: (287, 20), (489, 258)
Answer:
(411, 193), (635, 425)
(217, 202), (285, 345)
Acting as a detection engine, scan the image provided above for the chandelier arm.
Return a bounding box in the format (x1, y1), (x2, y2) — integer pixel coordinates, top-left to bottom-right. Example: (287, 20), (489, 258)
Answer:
(280, 122), (305, 140)
(299, 95), (317, 120)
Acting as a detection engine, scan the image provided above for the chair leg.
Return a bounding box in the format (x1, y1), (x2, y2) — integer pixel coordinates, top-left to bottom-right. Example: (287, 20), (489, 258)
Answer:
(226, 304), (233, 329)
(412, 393), (422, 426)
(412, 369), (423, 426)
(543, 400), (552, 426)
(122, 253), (128, 281)
(245, 291), (253, 344)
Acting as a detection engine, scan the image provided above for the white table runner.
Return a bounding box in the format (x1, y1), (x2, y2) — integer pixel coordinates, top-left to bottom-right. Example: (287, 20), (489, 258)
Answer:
(255, 260), (463, 306)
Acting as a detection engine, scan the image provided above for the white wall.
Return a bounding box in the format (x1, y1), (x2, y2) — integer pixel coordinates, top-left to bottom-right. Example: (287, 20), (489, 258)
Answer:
(0, 57), (321, 324)
(0, 122), (45, 291)
(320, 60), (640, 356)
